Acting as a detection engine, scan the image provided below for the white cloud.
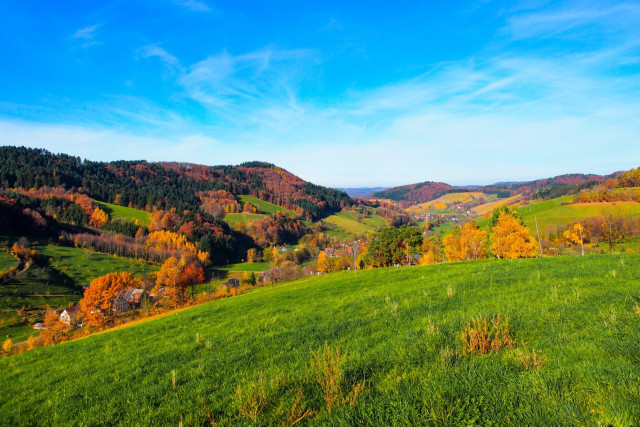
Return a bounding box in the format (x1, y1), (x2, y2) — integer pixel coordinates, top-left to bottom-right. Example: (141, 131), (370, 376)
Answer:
(72, 24), (102, 48)
(173, 0), (211, 12)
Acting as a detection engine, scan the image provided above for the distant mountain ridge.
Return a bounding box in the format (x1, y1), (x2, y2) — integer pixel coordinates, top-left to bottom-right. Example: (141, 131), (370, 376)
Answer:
(338, 187), (389, 198)
(373, 172), (623, 205)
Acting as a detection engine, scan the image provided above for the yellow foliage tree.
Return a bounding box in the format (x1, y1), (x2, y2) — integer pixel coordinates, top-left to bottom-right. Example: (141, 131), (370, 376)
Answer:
(89, 207), (109, 228)
(460, 221), (487, 260)
(444, 221), (487, 262)
(490, 213), (538, 259)
(317, 250), (332, 273)
(2, 338), (12, 355)
(155, 257), (185, 307)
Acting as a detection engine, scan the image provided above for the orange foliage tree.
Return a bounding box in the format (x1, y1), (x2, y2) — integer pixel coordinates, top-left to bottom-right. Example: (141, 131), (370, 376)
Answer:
(40, 310), (72, 346)
(80, 272), (140, 327)
(490, 213), (538, 259)
(179, 262), (206, 297)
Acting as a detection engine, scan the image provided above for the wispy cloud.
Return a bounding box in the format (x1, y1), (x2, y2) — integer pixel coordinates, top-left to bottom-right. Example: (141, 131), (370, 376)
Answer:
(506, 1), (640, 40)
(173, 0), (211, 12)
(138, 44), (182, 70)
(72, 24), (102, 48)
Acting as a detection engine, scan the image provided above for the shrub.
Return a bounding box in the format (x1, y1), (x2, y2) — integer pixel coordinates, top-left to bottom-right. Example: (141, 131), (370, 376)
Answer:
(460, 314), (515, 355)
(234, 374), (267, 422)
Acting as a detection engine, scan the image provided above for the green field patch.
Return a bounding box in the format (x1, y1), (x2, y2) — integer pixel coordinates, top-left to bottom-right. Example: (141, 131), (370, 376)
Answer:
(0, 250), (19, 273)
(96, 201), (151, 226)
(3, 254), (639, 424)
(217, 262), (270, 272)
(517, 198), (640, 232)
(38, 245), (158, 286)
(238, 195), (296, 216)
(324, 210), (386, 238)
(224, 212), (266, 226)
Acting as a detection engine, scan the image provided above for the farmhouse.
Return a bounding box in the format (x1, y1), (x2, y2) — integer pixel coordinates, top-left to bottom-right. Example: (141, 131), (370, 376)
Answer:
(114, 289), (148, 313)
(224, 278), (240, 288)
(60, 305), (81, 326)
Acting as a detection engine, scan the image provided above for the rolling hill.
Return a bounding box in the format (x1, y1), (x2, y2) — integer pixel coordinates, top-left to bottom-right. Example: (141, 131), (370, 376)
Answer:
(1, 254), (639, 425)
(375, 172), (622, 205)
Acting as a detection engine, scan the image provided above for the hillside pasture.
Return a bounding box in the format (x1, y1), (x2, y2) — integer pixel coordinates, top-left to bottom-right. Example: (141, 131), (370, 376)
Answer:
(472, 194), (523, 216)
(407, 192), (490, 213)
(238, 195), (296, 216)
(1, 254), (639, 425)
(0, 249), (19, 273)
(518, 198), (640, 231)
(38, 245), (158, 286)
(323, 210), (386, 238)
(96, 201), (151, 226)
(223, 212), (266, 227)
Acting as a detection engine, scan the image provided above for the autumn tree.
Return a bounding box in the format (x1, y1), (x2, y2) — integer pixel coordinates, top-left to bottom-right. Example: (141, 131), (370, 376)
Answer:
(490, 213), (538, 259)
(179, 262), (206, 297)
(317, 250), (332, 273)
(155, 257), (188, 306)
(443, 221), (486, 262)
(246, 248), (258, 263)
(420, 238), (441, 265)
(40, 309), (72, 345)
(80, 272), (140, 328)
(564, 223), (588, 255)
(89, 207), (109, 228)
(599, 205), (626, 252)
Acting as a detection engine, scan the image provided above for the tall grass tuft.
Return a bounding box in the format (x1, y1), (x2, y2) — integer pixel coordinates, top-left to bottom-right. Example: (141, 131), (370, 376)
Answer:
(309, 342), (346, 412)
(308, 342), (364, 412)
(234, 374), (267, 422)
(460, 314), (515, 355)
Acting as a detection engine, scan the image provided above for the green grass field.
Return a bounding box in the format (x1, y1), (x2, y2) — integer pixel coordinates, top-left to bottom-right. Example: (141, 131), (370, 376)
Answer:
(473, 196), (640, 235)
(324, 210), (386, 239)
(96, 201), (151, 226)
(238, 195), (296, 216)
(2, 254), (639, 425)
(223, 212), (266, 227)
(519, 198), (640, 232)
(0, 250), (19, 272)
(217, 262), (270, 272)
(37, 245), (158, 286)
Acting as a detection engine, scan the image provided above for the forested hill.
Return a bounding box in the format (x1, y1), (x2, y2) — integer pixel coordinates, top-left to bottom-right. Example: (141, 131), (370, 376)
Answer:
(0, 146), (352, 219)
(372, 181), (455, 204)
(373, 172), (622, 204)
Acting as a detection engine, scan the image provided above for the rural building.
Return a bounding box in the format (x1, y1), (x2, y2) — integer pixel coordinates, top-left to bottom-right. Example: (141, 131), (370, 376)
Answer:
(60, 305), (81, 325)
(224, 278), (240, 288)
(114, 289), (148, 313)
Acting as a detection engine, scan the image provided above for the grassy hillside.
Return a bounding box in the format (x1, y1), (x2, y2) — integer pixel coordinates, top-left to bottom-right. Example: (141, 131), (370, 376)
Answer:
(323, 210), (386, 239)
(518, 197), (640, 231)
(0, 250), (18, 272)
(38, 245), (158, 286)
(407, 192), (491, 213)
(96, 201), (151, 226)
(224, 212), (266, 226)
(238, 195), (296, 216)
(2, 254), (639, 425)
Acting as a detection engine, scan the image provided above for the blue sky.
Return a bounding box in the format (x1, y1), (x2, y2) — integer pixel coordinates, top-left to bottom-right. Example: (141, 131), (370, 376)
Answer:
(0, 0), (639, 187)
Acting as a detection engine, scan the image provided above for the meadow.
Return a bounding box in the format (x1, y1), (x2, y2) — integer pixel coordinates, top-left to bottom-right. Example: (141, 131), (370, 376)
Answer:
(323, 210), (386, 239)
(96, 201), (151, 226)
(1, 254), (639, 425)
(0, 249), (19, 272)
(37, 245), (158, 286)
(237, 195), (296, 216)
